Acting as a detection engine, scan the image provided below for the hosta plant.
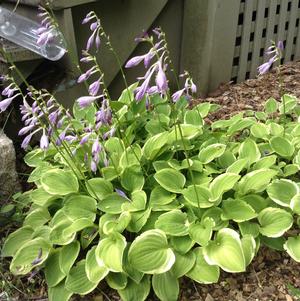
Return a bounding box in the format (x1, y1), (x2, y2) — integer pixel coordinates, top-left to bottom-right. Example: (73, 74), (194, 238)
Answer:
(1, 9), (300, 301)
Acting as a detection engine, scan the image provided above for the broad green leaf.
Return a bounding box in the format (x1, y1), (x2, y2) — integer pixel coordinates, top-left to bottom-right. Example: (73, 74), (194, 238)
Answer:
(168, 124), (202, 142)
(59, 241), (80, 275)
(106, 272), (127, 290)
(279, 94), (297, 114)
(241, 235), (256, 266)
(96, 232), (126, 272)
(237, 169), (277, 195)
(198, 143), (226, 164)
(30, 188), (56, 206)
(284, 236), (300, 262)
(260, 236), (285, 251)
(155, 210), (189, 236)
(154, 168), (186, 193)
(123, 245), (144, 284)
(240, 194), (270, 213)
(226, 158), (248, 174)
(291, 194), (300, 214)
(171, 251), (196, 278)
(118, 276), (150, 301)
(188, 218), (214, 246)
(121, 165), (144, 192)
(209, 173), (240, 201)
(61, 219), (92, 238)
(119, 145), (142, 169)
(152, 271), (179, 301)
(222, 199), (257, 222)
(169, 236), (194, 254)
(228, 118), (254, 135)
(239, 221), (260, 238)
(201, 207), (228, 230)
(10, 238), (51, 275)
(122, 190), (146, 212)
(127, 208), (151, 233)
(182, 185), (212, 208)
(253, 155), (276, 170)
(264, 97), (278, 114)
(102, 166), (119, 181)
(203, 228), (245, 273)
(195, 102), (212, 118)
(284, 164), (299, 176)
(86, 178), (113, 200)
(45, 250), (66, 287)
(2, 226), (34, 257)
(186, 247), (220, 283)
(217, 150), (236, 168)
(142, 132), (169, 160)
(63, 195), (96, 222)
(184, 109), (203, 126)
(24, 208), (50, 228)
(149, 186), (176, 207)
(239, 138), (261, 166)
(258, 208), (293, 237)
(98, 193), (129, 214)
(65, 260), (98, 294)
(128, 229), (175, 274)
(267, 179), (299, 207)
(41, 169), (78, 195)
(270, 136), (295, 157)
(50, 221), (75, 245)
(48, 281), (72, 301)
(250, 123), (269, 139)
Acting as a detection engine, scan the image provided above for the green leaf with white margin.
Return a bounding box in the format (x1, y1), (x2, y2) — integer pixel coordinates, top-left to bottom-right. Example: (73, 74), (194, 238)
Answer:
(264, 97), (278, 114)
(30, 188), (56, 206)
(62, 219), (94, 240)
(149, 186), (176, 207)
(184, 109), (203, 126)
(258, 208), (293, 238)
(239, 138), (261, 166)
(106, 272), (127, 290)
(96, 232), (126, 272)
(226, 158), (248, 174)
(98, 193), (129, 214)
(127, 208), (151, 233)
(291, 194), (300, 214)
(122, 190), (146, 212)
(45, 250), (66, 287)
(169, 236), (194, 254)
(270, 136), (295, 158)
(123, 245), (144, 284)
(50, 221), (75, 245)
(284, 236), (300, 262)
(239, 221), (260, 238)
(198, 143), (226, 164)
(10, 238), (51, 275)
(155, 210), (189, 236)
(171, 251), (196, 278)
(237, 169), (277, 195)
(201, 207), (228, 230)
(250, 123), (269, 139)
(86, 178), (113, 200)
(2, 226), (34, 257)
(186, 247), (220, 283)
(203, 228), (246, 273)
(24, 208), (50, 228)
(118, 276), (150, 301)
(267, 179), (299, 207)
(121, 165), (144, 192)
(222, 199), (257, 222)
(128, 229), (175, 274)
(152, 271), (179, 301)
(279, 94), (297, 114)
(209, 173), (240, 201)
(183, 185), (213, 208)
(41, 169), (78, 195)
(65, 260), (98, 294)
(48, 281), (72, 301)
(63, 194), (96, 222)
(241, 235), (256, 266)
(59, 241), (80, 275)
(241, 194), (270, 213)
(154, 168), (186, 193)
(168, 124), (202, 142)
(142, 132), (169, 160)
(189, 218), (215, 246)
(253, 155), (277, 170)
(260, 236), (285, 251)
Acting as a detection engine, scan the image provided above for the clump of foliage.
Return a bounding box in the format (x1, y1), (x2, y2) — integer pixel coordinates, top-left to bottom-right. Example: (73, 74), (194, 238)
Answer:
(1, 9), (300, 301)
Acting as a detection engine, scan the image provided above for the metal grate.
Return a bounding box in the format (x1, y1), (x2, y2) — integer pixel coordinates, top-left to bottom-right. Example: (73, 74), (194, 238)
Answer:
(230, 0), (300, 84)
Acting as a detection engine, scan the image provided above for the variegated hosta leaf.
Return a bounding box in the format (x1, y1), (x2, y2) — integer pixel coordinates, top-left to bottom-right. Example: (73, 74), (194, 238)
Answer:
(142, 131), (169, 160)
(253, 155), (277, 170)
(203, 228), (246, 273)
(186, 247), (220, 283)
(65, 260), (98, 295)
(201, 207), (228, 230)
(171, 251), (196, 278)
(284, 236), (300, 262)
(50, 221), (76, 245)
(209, 173), (240, 201)
(121, 165), (144, 192)
(188, 218), (215, 246)
(241, 235), (256, 266)
(154, 168), (186, 193)
(258, 208), (293, 238)
(59, 241), (80, 275)
(128, 229), (175, 274)
(250, 123), (269, 139)
(45, 250), (66, 287)
(270, 136), (295, 157)
(48, 281), (72, 301)
(118, 276), (150, 301)
(169, 235), (194, 254)
(86, 177), (113, 200)
(41, 169), (78, 195)
(85, 246), (109, 283)
(122, 190), (146, 212)
(106, 272), (127, 290)
(152, 271), (179, 301)
(98, 193), (129, 214)
(24, 208), (51, 228)
(226, 158), (248, 174)
(221, 199), (257, 222)
(96, 232), (126, 272)
(239, 138), (261, 166)
(155, 209), (189, 236)
(198, 143), (226, 164)
(291, 194), (300, 214)
(267, 179), (299, 207)
(123, 245), (144, 284)
(10, 238), (51, 275)
(239, 221), (260, 238)
(126, 208), (151, 233)
(182, 185), (213, 208)
(149, 186), (176, 207)
(237, 169), (277, 195)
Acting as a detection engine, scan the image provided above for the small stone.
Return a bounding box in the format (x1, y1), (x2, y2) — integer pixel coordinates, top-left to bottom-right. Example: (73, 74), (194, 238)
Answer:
(205, 293), (214, 301)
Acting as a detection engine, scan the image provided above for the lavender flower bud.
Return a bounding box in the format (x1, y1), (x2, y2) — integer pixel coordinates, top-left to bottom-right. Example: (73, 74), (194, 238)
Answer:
(172, 88), (185, 102)
(156, 61), (168, 93)
(91, 160), (98, 173)
(0, 97), (13, 112)
(80, 133), (91, 145)
(89, 80), (101, 96)
(125, 55), (146, 68)
(92, 138), (101, 155)
(77, 95), (101, 108)
(21, 134), (33, 149)
(40, 131), (49, 150)
(18, 124), (35, 136)
(277, 41), (284, 51)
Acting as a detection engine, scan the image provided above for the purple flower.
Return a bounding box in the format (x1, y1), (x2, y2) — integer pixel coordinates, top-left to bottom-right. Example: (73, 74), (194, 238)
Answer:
(91, 160), (98, 173)
(18, 124), (35, 136)
(125, 55), (146, 68)
(258, 56), (275, 75)
(77, 95), (101, 108)
(172, 88), (185, 102)
(277, 41), (284, 51)
(80, 133), (91, 145)
(86, 31), (96, 51)
(89, 80), (101, 96)
(92, 138), (101, 155)
(21, 134), (33, 149)
(77, 68), (93, 83)
(37, 31), (54, 46)
(190, 80), (197, 94)
(95, 35), (101, 50)
(115, 188), (130, 200)
(155, 61), (168, 93)
(0, 97), (13, 112)
(40, 131), (49, 150)
(103, 127), (116, 140)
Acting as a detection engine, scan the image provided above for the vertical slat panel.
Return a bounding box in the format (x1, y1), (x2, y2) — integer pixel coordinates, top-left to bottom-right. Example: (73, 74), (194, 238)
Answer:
(277, 0), (289, 44)
(250, 0), (267, 77)
(294, 1), (300, 59)
(264, 0), (278, 57)
(285, 0), (298, 62)
(237, 0), (255, 82)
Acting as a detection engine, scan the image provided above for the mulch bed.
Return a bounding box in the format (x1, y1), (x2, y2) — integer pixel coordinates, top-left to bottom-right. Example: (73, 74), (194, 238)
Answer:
(1, 61), (300, 301)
